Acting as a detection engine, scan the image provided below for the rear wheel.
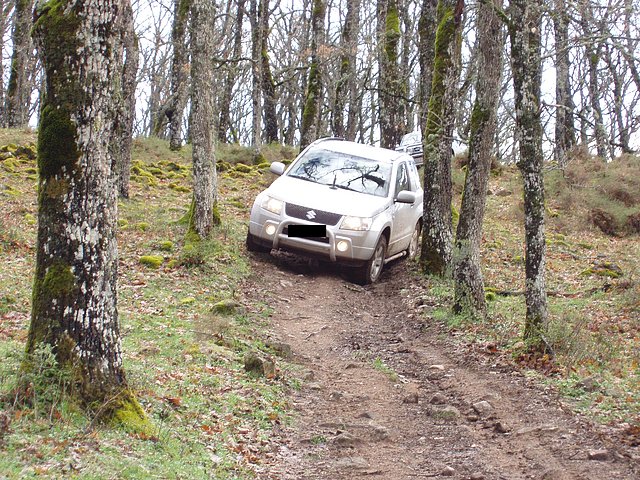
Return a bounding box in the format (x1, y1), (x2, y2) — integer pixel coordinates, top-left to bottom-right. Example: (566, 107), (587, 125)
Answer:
(405, 222), (421, 260)
(352, 235), (387, 285)
(246, 231), (271, 253)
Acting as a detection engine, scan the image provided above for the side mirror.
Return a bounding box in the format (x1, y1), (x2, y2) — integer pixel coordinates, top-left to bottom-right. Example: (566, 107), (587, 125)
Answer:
(395, 190), (416, 204)
(269, 161), (285, 176)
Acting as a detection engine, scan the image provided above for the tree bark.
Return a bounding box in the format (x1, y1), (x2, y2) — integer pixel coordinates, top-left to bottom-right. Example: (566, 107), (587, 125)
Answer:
(218, 0), (245, 143)
(168, 0), (191, 151)
(4, 0), (34, 127)
(29, 0), (139, 412)
(453, 0), (503, 317)
(552, 0), (575, 169)
(260, 0), (278, 144)
(299, 0), (325, 149)
(115, 3), (139, 199)
(508, 0), (548, 345)
(378, 0), (406, 149)
(418, 0), (438, 133)
(420, 0), (464, 276)
(579, 1), (607, 160)
(190, 0), (219, 238)
(332, 0), (360, 140)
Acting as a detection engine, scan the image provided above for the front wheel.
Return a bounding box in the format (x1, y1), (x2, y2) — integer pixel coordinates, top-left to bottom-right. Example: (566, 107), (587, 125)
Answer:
(246, 231), (271, 253)
(352, 235), (387, 285)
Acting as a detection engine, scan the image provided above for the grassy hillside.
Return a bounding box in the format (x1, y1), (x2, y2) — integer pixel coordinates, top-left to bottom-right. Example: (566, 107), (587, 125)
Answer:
(0, 129), (298, 478)
(0, 129), (638, 477)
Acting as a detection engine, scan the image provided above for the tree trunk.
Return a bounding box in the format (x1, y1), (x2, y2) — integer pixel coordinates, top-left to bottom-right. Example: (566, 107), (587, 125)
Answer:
(300, 0), (325, 149)
(453, 0), (503, 317)
(29, 0), (142, 417)
(332, 0), (360, 140)
(418, 0), (438, 133)
(378, 0), (406, 149)
(218, 0), (245, 143)
(508, 0), (548, 345)
(4, 0), (34, 127)
(420, 0), (464, 276)
(168, 0), (191, 151)
(579, 1), (607, 160)
(552, 0), (575, 169)
(260, 0), (278, 144)
(115, 3), (139, 199)
(250, 0), (263, 148)
(190, 0), (219, 238)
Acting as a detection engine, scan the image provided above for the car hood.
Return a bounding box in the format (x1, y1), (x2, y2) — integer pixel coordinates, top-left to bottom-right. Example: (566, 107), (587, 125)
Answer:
(267, 175), (390, 217)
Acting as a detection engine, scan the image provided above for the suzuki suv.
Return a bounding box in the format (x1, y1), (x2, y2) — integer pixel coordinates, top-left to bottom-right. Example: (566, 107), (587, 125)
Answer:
(246, 138), (423, 284)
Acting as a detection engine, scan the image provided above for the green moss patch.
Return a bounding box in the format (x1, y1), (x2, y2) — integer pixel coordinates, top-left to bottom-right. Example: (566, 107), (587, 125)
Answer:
(139, 255), (163, 269)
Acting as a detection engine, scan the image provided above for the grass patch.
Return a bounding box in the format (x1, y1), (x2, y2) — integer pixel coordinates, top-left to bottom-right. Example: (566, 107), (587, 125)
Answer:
(0, 131), (296, 478)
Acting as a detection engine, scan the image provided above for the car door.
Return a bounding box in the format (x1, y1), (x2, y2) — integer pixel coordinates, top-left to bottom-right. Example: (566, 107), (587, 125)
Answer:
(389, 161), (415, 255)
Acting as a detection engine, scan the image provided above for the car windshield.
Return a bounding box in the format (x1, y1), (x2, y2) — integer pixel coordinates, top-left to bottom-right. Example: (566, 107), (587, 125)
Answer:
(287, 148), (391, 197)
(400, 132), (421, 146)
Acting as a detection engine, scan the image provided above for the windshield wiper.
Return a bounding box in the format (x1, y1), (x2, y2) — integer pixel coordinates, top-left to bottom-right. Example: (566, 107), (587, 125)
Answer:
(287, 174), (313, 183)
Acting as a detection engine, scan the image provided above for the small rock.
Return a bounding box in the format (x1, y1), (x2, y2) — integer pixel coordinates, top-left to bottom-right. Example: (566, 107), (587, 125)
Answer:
(403, 393), (419, 404)
(329, 391), (344, 401)
(334, 456), (369, 470)
(588, 449), (610, 461)
(332, 432), (362, 447)
(470, 474), (485, 480)
(265, 340), (292, 358)
(577, 376), (601, 393)
(371, 425), (389, 441)
(441, 465), (456, 476)
(472, 401), (494, 416)
(429, 392), (448, 405)
(308, 382), (322, 391)
(345, 363), (359, 369)
(495, 188), (512, 197)
(494, 421), (511, 434)
(243, 351), (275, 378)
(358, 411), (373, 419)
(429, 364), (445, 371)
(467, 414), (479, 422)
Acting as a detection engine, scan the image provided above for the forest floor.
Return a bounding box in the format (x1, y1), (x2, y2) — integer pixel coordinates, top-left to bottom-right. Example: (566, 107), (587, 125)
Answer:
(243, 251), (639, 479)
(0, 130), (638, 478)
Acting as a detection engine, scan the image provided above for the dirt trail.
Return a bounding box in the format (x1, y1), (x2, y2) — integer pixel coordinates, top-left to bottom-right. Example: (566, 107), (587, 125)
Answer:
(243, 252), (639, 479)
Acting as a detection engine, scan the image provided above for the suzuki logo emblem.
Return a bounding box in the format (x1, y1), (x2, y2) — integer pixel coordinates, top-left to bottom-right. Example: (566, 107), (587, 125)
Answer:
(306, 210), (317, 220)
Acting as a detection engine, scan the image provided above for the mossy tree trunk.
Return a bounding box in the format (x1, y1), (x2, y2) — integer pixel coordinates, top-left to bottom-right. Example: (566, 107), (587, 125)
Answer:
(552, 0), (576, 169)
(377, 0), (406, 149)
(29, 0), (140, 415)
(168, 0), (191, 151)
(260, 1), (278, 144)
(332, 0), (360, 140)
(508, 0), (548, 346)
(300, 0), (325, 150)
(418, 0), (438, 142)
(453, 0), (504, 317)
(115, 2), (139, 199)
(189, 0), (219, 238)
(249, 0), (263, 148)
(4, 0), (34, 128)
(218, 0), (245, 143)
(419, 0), (464, 276)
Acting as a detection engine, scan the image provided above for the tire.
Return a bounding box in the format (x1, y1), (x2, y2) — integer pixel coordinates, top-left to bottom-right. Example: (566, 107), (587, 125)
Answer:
(246, 230), (271, 253)
(352, 235), (387, 285)
(405, 222), (421, 260)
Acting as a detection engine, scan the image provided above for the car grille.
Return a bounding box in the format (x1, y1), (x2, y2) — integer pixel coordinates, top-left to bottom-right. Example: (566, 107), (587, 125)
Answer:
(285, 203), (342, 226)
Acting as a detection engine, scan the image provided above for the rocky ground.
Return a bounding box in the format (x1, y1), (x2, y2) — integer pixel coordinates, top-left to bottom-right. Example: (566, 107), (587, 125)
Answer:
(242, 251), (639, 480)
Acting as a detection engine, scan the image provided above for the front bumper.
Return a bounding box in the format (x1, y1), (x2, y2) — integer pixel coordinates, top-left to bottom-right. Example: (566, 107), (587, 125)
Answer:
(248, 207), (378, 264)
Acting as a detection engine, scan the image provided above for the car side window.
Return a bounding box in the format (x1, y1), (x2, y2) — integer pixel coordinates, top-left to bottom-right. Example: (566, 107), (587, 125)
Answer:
(408, 161), (420, 191)
(395, 162), (410, 196)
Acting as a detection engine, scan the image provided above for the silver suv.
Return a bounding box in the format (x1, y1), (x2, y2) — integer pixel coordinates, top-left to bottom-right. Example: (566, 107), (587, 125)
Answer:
(246, 138), (423, 284)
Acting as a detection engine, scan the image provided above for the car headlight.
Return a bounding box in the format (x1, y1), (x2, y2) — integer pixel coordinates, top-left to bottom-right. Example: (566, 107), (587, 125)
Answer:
(340, 216), (372, 231)
(261, 196), (283, 215)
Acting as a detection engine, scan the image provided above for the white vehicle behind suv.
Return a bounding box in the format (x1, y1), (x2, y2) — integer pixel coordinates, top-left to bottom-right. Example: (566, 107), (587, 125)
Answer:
(246, 138), (423, 284)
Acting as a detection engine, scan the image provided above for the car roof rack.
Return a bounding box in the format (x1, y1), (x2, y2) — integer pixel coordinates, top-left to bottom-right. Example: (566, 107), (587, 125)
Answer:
(311, 137), (345, 145)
